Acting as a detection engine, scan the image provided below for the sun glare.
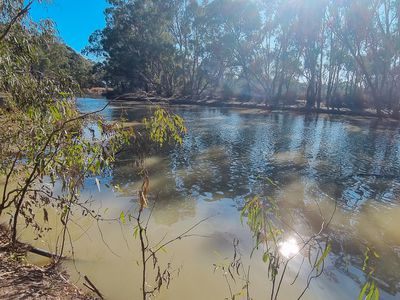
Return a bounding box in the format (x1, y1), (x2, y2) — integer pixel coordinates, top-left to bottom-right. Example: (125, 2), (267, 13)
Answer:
(279, 238), (300, 258)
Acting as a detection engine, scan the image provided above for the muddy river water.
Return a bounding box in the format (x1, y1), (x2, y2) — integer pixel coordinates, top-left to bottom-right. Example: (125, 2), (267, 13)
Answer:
(21, 98), (400, 299)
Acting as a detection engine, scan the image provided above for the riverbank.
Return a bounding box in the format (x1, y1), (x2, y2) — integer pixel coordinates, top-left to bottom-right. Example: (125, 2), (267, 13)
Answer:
(108, 92), (398, 120)
(0, 225), (95, 300)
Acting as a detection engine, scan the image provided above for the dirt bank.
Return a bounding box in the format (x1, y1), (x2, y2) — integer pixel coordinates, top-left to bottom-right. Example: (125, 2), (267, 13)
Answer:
(0, 225), (95, 300)
(109, 92), (398, 120)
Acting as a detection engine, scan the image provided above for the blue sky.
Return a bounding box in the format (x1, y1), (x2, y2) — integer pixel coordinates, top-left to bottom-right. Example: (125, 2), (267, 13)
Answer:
(29, 0), (108, 54)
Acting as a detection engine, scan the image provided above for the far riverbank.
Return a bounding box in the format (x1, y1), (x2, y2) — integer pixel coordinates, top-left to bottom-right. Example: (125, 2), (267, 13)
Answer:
(103, 92), (398, 121)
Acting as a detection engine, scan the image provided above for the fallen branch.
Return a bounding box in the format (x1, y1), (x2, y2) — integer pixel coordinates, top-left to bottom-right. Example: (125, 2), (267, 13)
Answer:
(29, 246), (65, 259)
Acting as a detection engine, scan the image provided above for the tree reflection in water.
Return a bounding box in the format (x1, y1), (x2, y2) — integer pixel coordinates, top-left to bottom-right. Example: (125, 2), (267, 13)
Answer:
(78, 99), (400, 299)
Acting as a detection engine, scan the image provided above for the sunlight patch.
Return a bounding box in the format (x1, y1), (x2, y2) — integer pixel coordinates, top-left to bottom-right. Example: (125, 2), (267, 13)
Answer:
(279, 238), (300, 258)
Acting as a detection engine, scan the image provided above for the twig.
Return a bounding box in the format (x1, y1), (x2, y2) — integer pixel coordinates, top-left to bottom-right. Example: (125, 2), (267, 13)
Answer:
(145, 215), (214, 263)
(84, 275), (104, 299)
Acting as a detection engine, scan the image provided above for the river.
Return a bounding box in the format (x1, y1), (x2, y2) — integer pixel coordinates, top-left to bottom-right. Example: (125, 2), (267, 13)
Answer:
(24, 98), (400, 300)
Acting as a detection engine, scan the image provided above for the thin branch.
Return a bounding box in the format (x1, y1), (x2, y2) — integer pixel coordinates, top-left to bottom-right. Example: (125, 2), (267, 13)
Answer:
(0, 1), (34, 42)
(83, 275), (104, 299)
(145, 216), (214, 263)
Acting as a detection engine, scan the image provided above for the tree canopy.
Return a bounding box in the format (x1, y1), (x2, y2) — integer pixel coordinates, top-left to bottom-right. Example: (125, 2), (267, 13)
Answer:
(86, 0), (400, 117)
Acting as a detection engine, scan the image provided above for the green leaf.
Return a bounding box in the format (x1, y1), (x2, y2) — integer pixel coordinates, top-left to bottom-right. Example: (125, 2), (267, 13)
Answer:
(366, 282), (375, 300)
(316, 243), (331, 271)
(49, 105), (61, 120)
(373, 286), (380, 300)
(120, 211), (126, 224)
(363, 248), (370, 271)
(266, 176), (278, 187)
(59, 91), (69, 98)
(61, 205), (69, 219)
(359, 282), (370, 300)
(263, 252), (270, 263)
(133, 226), (139, 239)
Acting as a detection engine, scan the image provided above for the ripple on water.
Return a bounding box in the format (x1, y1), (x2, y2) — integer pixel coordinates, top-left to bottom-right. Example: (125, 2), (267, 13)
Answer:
(47, 100), (400, 299)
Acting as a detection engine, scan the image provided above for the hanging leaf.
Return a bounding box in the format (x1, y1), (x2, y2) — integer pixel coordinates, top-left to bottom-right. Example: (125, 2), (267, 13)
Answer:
(372, 286), (380, 300)
(133, 226), (139, 239)
(359, 282), (370, 300)
(316, 243), (331, 272)
(120, 211), (126, 224)
(263, 252), (270, 263)
(365, 282), (375, 300)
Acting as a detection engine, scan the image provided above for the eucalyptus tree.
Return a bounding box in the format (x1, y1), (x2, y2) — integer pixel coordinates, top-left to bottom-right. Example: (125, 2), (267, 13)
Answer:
(328, 0), (400, 116)
(0, 1), (127, 249)
(204, 0), (262, 99)
(170, 0), (216, 96)
(369, 0), (400, 117)
(0, 0), (184, 254)
(87, 0), (400, 117)
(294, 0), (328, 109)
(269, 0), (302, 104)
(86, 0), (178, 95)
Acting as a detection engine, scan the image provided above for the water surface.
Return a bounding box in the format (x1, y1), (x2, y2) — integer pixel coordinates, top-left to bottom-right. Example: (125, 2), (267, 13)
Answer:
(27, 98), (400, 299)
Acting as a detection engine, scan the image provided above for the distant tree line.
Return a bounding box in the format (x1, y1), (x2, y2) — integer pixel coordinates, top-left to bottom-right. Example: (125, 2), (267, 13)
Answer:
(40, 42), (99, 89)
(0, 2), (99, 101)
(85, 0), (400, 117)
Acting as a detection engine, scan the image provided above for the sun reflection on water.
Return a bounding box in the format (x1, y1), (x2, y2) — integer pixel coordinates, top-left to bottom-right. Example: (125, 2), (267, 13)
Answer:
(279, 238), (300, 258)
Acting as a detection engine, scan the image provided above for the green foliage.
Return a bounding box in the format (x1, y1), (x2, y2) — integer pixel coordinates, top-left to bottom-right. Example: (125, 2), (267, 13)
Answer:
(359, 281), (380, 300)
(143, 107), (187, 146)
(359, 247), (381, 300)
(37, 42), (95, 89)
(240, 196), (282, 249)
(316, 243), (331, 272)
(85, 0), (179, 95)
(238, 191), (336, 300)
(240, 195), (284, 291)
(0, 21), (75, 108)
(87, 0), (400, 116)
(120, 211), (126, 224)
(0, 97), (133, 243)
(0, 22), (97, 109)
(0, 3), (134, 249)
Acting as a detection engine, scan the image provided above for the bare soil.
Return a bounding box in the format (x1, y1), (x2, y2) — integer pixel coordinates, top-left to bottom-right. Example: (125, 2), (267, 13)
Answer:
(0, 225), (95, 300)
